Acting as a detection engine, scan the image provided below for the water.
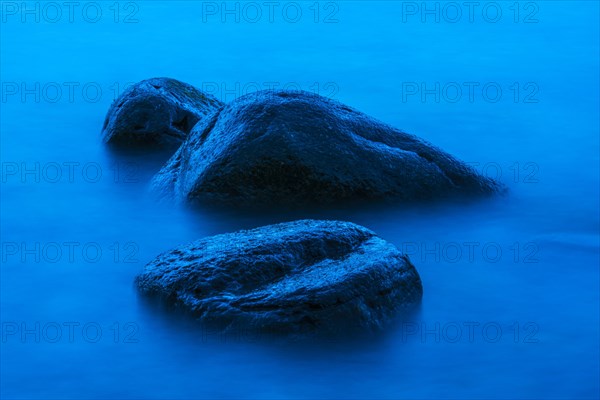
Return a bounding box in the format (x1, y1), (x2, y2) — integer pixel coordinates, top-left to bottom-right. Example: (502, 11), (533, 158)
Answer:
(1, 1), (599, 398)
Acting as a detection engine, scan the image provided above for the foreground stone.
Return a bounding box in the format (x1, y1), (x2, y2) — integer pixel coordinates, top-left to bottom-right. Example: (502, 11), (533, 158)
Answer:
(102, 77), (223, 148)
(135, 220), (423, 334)
(152, 90), (502, 206)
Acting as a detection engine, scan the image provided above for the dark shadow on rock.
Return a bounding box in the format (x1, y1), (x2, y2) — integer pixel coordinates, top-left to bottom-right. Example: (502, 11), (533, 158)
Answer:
(135, 287), (423, 347)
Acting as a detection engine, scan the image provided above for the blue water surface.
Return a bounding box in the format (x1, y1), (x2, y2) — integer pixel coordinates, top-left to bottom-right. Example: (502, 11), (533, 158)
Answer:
(1, 1), (599, 399)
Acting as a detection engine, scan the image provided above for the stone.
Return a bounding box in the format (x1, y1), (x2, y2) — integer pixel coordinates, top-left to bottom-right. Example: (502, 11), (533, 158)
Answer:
(135, 220), (423, 334)
(152, 90), (502, 206)
(102, 77), (223, 148)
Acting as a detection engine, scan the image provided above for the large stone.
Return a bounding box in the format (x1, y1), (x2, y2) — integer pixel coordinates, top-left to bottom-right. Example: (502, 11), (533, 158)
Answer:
(102, 77), (223, 148)
(152, 90), (502, 206)
(135, 220), (423, 334)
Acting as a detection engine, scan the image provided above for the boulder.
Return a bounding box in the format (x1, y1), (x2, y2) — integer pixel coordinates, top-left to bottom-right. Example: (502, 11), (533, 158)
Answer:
(102, 77), (223, 148)
(135, 220), (423, 334)
(152, 90), (502, 206)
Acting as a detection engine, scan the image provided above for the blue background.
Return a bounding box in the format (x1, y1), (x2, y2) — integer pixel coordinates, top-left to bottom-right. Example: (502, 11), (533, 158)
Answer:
(1, 1), (599, 398)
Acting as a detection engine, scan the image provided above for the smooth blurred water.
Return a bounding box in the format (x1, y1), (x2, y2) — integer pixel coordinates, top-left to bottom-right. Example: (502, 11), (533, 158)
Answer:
(1, 1), (599, 399)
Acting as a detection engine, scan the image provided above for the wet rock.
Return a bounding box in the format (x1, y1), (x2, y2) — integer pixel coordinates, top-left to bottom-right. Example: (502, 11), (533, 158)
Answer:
(102, 77), (223, 148)
(152, 90), (502, 206)
(135, 220), (423, 334)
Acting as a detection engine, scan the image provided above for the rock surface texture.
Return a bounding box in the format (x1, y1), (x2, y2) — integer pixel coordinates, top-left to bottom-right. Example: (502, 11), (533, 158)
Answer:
(135, 220), (423, 334)
(102, 77), (223, 148)
(152, 90), (502, 206)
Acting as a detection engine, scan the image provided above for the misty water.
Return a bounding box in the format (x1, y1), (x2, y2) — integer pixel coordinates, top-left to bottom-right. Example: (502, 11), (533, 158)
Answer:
(1, 1), (599, 399)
